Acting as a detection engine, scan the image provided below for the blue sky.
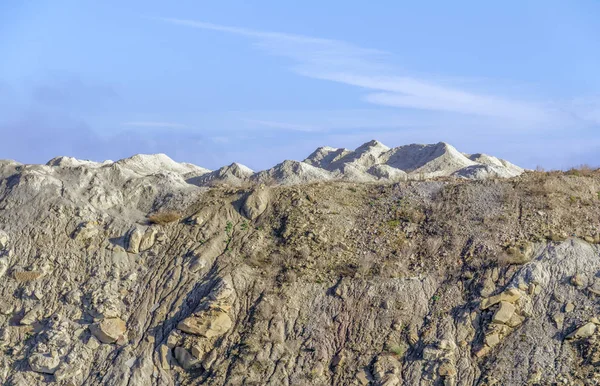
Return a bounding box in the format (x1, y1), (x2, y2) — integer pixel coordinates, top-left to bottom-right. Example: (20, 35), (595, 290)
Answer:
(1, 1), (599, 170)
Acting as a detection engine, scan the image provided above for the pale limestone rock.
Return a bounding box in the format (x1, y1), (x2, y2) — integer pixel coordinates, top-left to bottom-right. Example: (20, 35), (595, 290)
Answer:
(518, 283), (528, 291)
(0, 258), (8, 278)
(90, 317), (127, 344)
(438, 339), (456, 351)
(422, 346), (444, 360)
(86, 335), (101, 350)
(190, 344), (205, 359)
(492, 302), (515, 324)
(565, 303), (575, 313)
(571, 274), (585, 287)
(481, 288), (522, 310)
(29, 352), (60, 374)
(54, 362), (82, 382)
(189, 256), (207, 272)
(177, 309), (232, 338)
(356, 369), (372, 385)
(485, 333), (500, 348)
(408, 326), (419, 346)
(506, 313), (525, 328)
(125, 227), (143, 254)
(438, 361), (457, 377)
(72, 222), (99, 241)
(475, 346), (491, 358)
(209, 276), (235, 302)
(0, 230), (8, 249)
(566, 322), (597, 340)
(20, 308), (40, 325)
(139, 227), (158, 251)
(159, 345), (172, 370)
(167, 330), (182, 348)
(481, 277), (496, 298)
(202, 350), (217, 370)
(174, 346), (198, 370)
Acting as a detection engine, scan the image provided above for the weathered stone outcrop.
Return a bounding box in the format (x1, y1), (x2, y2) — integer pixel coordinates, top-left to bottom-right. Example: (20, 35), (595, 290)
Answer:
(242, 187), (270, 220)
(0, 159), (598, 385)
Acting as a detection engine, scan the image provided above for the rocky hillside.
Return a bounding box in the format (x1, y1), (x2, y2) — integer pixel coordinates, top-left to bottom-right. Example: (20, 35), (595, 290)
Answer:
(0, 151), (599, 386)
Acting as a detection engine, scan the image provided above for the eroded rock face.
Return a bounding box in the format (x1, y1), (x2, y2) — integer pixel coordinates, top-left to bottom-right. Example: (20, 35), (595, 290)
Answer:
(242, 188), (270, 220)
(0, 159), (599, 385)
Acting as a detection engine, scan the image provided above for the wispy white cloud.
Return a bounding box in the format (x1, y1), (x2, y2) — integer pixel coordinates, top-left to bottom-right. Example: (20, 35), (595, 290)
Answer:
(157, 17), (572, 126)
(122, 121), (188, 129)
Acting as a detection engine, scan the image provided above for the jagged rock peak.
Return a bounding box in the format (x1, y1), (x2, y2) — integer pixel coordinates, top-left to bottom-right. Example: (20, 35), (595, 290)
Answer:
(46, 156), (112, 168)
(187, 162), (254, 187)
(252, 160), (333, 185)
(354, 139), (390, 153)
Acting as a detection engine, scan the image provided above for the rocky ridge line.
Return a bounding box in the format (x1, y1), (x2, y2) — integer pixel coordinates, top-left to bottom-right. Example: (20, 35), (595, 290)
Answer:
(4, 140), (524, 189)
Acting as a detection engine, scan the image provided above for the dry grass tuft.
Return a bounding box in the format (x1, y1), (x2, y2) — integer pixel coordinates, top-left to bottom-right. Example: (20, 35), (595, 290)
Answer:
(14, 271), (44, 282)
(566, 164), (596, 177)
(147, 211), (181, 225)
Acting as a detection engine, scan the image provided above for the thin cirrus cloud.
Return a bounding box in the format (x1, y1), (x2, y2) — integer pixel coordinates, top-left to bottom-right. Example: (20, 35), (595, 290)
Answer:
(156, 17), (562, 126)
(122, 121), (188, 129)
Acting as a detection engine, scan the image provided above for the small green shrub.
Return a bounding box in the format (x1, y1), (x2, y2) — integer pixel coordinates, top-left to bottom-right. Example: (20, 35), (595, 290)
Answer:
(386, 219), (401, 228)
(387, 342), (408, 357)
